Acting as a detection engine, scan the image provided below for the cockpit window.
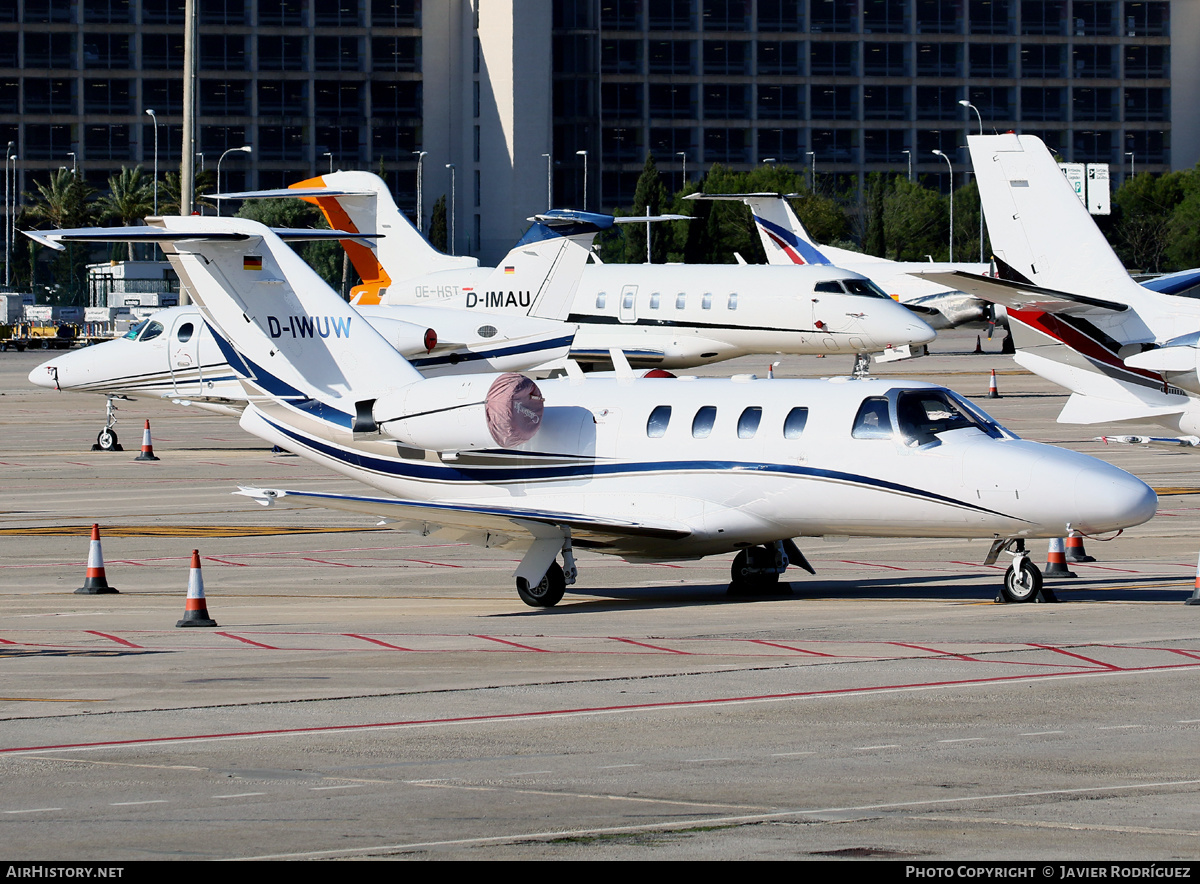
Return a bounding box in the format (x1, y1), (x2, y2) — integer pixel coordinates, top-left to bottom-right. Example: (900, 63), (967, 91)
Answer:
(814, 280), (844, 293)
(842, 278), (891, 299)
(852, 397), (894, 439)
(123, 320), (147, 340)
(896, 390), (1001, 445)
(138, 320), (165, 342)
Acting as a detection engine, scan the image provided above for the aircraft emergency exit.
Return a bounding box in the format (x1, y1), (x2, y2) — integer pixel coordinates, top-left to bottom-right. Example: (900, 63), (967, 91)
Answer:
(31, 217), (1157, 607)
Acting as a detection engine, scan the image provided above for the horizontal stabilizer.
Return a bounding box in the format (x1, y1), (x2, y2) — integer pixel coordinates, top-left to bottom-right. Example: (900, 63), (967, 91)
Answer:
(234, 487), (692, 544)
(1057, 392), (1185, 426)
(24, 224), (377, 250)
(214, 187), (375, 200)
(913, 271), (1127, 315)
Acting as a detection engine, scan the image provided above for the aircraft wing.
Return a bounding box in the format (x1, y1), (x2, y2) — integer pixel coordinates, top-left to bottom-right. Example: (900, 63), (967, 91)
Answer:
(1095, 435), (1200, 451)
(24, 225), (378, 249)
(912, 271), (1128, 316)
(233, 487), (692, 548)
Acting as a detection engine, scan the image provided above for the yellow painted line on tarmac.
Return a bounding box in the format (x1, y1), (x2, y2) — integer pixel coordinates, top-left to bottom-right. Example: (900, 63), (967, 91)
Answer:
(0, 525), (390, 538)
(1153, 488), (1200, 497)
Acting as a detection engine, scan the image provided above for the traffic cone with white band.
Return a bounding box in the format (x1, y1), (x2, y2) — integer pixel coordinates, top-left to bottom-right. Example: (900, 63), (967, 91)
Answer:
(1043, 537), (1078, 578)
(1186, 551), (1200, 606)
(134, 420), (159, 461)
(987, 370), (1000, 399)
(1065, 532), (1096, 563)
(76, 524), (118, 594)
(176, 550), (218, 627)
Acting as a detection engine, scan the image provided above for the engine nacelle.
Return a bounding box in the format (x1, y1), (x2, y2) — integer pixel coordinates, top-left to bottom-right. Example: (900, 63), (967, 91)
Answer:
(367, 317), (437, 356)
(368, 372), (544, 451)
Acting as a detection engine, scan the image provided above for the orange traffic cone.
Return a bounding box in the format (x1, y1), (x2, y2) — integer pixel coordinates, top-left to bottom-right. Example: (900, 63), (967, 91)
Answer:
(76, 524), (118, 594)
(1044, 537), (1078, 579)
(176, 550), (218, 627)
(974, 335), (983, 354)
(135, 420), (160, 461)
(987, 369), (1000, 399)
(1186, 550), (1200, 606)
(1065, 532), (1096, 563)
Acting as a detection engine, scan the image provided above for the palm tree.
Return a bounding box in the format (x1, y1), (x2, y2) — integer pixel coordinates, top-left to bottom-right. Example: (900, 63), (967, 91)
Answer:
(23, 168), (97, 230)
(96, 166), (154, 260)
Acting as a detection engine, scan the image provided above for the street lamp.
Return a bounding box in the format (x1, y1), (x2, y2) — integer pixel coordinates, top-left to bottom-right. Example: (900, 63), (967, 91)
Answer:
(67, 151), (76, 177)
(676, 151), (687, 187)
(541, 153), (552, 210)
(901, 149), (912, 181)
(1126, 151), (1135, 179)
(806, 151), (816, 191)
(576, 149), (588, 211)
(5, 143), (15, 289)
(145, 108), (158, 213)
(413, 150), (427, 232)
(933, 149), (953, 262)
(762, 157), (777, 165)
(217, 145), (252, 216)
(322, 151), (333, 174)
(959, 100), (985, 261)
(445, 163), (456, 255)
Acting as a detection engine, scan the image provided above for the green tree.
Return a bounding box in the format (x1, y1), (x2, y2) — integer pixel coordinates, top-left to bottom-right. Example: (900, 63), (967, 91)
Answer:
(626, 154), (671, 263)
(23, 169), (98, 304)
(428, 195), (448, 252)
(1111, 170), (1186, 272)
(95, 166), (154, 260)
(1165, 168), (1200, 270)
(883, 177), (946, 261)
(864, 173), (886, 257)
(159, 169), (218, 216)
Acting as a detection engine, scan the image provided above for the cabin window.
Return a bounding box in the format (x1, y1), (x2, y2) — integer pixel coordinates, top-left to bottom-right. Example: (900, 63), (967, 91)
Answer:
(852, 397), (894, 439)
(646, 405), (672, 438)
(814, 280), (845, 293)
(675, 292), (687, 309)
(702, 292), (713, 310)
(737, 406), (762, 439)
(595, 292), (607, 309)
(139, 320), (165, 342)
(842, 278), (891, 299)
(176, 322), (194, 343)
(649, 292), (660, 309)
(783, 406), (808, 439)
(727, 292), (738, 310)
(691, 405), (717, 438)
(622, 290), (635, 310)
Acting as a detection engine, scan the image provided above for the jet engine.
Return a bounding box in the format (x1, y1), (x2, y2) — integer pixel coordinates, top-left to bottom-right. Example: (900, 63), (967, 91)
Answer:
(365, 372), (544, 451)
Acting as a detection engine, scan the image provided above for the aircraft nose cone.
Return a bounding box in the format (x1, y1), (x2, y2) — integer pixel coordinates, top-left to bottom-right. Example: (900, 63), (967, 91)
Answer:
(1071, 463), (1158, 533)
(28, 359), (60, 389)
(907, 318), (937, 345)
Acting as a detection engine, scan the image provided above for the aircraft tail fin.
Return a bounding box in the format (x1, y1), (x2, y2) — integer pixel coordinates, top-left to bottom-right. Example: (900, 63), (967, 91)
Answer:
(475, 210), (615, 321)
(685, 192), (831, 266)
(967, 134), (1147, 305)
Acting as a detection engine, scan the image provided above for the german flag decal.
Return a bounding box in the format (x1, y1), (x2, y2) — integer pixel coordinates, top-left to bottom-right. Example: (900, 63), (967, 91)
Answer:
(504, 266), (515, 275)
(244, 255), (263, 271)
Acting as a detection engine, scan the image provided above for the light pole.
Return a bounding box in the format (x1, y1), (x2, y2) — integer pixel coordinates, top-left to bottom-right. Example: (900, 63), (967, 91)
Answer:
(676, 150), (687, 186)
(959, 100), (985, 261)
(541, 153), (552, 210)
(322, 151), (333, 174)
(145, 108), (158, 213)
(762, 157), (777, 165)
(445, 163), (456, 255)
(5, 142), (14, 289)
(806, 151), (816, 191)
(576, 149), (588, 211)
(196, 152), (204, 173)
(901, 149), (912, 181)
(67, 151), (76, 177)
(1126, 151), (1135, 179)
(217, 145), (252, 216)
(413, 150), (427, 232)
(933, 149), (953, 262)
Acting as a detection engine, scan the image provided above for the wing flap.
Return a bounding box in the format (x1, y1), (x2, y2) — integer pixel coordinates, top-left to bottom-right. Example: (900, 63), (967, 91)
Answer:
(913, 271), (1127, 315)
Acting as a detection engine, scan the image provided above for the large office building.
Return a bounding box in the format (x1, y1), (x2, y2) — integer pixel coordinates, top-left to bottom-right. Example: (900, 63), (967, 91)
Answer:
(0, 0), (1195, 264)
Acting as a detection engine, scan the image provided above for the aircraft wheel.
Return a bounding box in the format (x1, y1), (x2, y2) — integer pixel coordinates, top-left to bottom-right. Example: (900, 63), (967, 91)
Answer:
(516, 561), (566, 608)
(728, 549), (782, 596)
(1002, 559), (1043, 603)
(96, 429), (119, 452)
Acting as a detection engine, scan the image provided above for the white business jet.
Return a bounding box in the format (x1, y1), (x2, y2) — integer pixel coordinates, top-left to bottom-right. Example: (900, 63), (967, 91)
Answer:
(221, 172), (937, 369)
(32, 217), (1156, 606)
(27, 212), (607, 449)
(685, 192), (997, 330)
(914, 134), (1200, 448)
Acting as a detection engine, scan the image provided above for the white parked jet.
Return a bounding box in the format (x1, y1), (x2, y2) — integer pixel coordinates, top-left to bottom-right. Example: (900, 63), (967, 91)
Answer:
(32, 217), (1157, 606)
(223, 172), (937, 368)
(685, 192), (997, 329)
(916, 133), (1200, 444)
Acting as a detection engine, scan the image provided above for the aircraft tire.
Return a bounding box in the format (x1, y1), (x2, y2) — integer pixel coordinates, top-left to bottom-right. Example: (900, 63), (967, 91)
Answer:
(728, 549), (782, 596)
(96, 429), (119, 452)
(1002, 559), (1042, 603)
(516, 561), (566, 608)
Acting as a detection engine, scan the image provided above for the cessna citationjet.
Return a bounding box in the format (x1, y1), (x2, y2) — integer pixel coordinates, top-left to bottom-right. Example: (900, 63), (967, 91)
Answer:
(30, 217), (1156, 607)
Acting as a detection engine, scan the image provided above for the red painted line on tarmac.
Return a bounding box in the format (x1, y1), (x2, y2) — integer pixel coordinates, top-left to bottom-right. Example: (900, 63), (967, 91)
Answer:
(65, 462), (92, 467)
(649, 563), (684, 569)
(344, 634), (416, 651)
(300, 558), (355, 567)
(7, 661), (1200, 756)
(0, 636), (18, 645)
(215, 632), (279, 650)
(840, 560), (909, 571)
(608, 637), (690, 654)
(197, 462), (229, 466)
(403, 559), (465, 568)
(746, 640), (835, 657)
(85, 631), (142, 649)
(108, 560), (150, 567)
(1069, 564), (1141, 573)
(472, 635), (548, 652)
(1096, 645), (1200, 662)
(1027, 643), (1121, 670)
(887, 642), (979, 662)
(203, 557), (249, 567)
(950, 561), (1007, 570)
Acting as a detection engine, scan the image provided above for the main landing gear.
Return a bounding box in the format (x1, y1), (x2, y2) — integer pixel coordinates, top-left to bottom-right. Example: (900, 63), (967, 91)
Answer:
(514, 534), (578, 608)
(728, 539), (815, 597)
(92, 396), (126, 452)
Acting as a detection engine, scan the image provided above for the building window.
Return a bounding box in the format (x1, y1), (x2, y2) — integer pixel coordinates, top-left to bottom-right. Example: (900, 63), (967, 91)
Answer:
(758, 127), (803, 163)
(703, 40), (749, 75)
(26, 79), (75, 113)
(200, 35), (246, 71)
(1073, 1), (1115, 35)
(315, 36), (361, 71)
(970, 44), (1012, 77)
(810, 41), (856, 75)
(373, 37), (421, 73)
(863, 85), (908, 120)
(1125, 87), (1167, 122)
(703, 84), (749, 119)
(702, 0), (750, 31)
(649, 84), (696, 119)
(314, 0), (361, 25)
(144, 79), (182, 115)
(199, 80), (247, 116)
(811, 0), (857, 32)
(200, 0), (246, 25)
(811, 85), (858, 120)
(915, 41), (960, 76)
(969, 0), (1012, 33)
(1073, 45), (1116, 78)
(966, 86), (1011, 119)
(259, 0), (305, 25)
(648, 0), (696, 29)
(916, 0), (962, 34)
(84, 124), (132, 161)
(372, 0), (421, 28)
(315, 81), (361, 117)
(601, 39), (642, 74)
(863, 42), (906, 76)
(258, 80), (307, 115)
(143, 0), (185, 24)
(704, 128), (749, 162)
(25, 32), (74, 68)
(757, 41), (802, 75)
(916, 85), (962, 120)
(1021, 0), (1065, 34)
(863, 0), (908, 33)
(863, 129), (907, 162)
(601, 0), (642, 30)
(1020, 87), (1065, 121)
(372, 82), (421, 117)
(1021, 43), (1064, 77)
(85, 0), (132, 24)
(758, 85), (802, 120)
(649, 40), (694, 74)
(1124, 45), (1167, 78)
(1073, 87), (1116, 121)
(758, 0), (802, 31)
(602, 83), (643, 118)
